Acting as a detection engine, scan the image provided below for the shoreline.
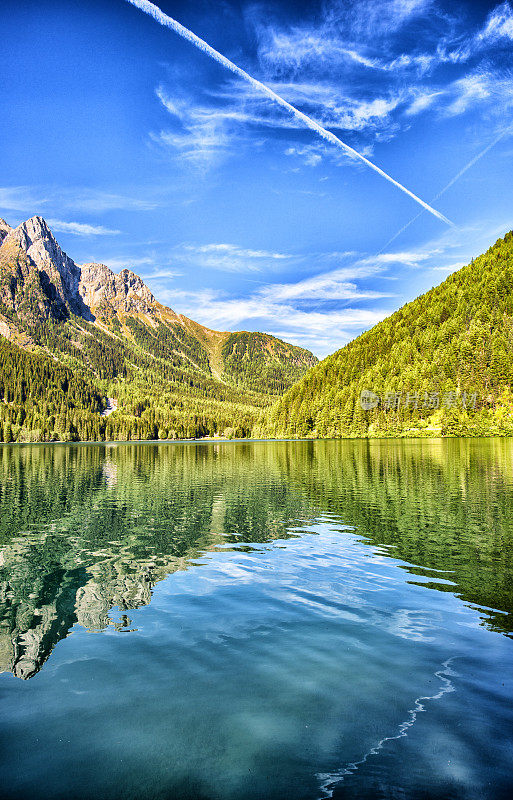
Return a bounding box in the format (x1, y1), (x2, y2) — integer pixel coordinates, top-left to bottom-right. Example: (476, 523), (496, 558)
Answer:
(1, 434), (512, 447)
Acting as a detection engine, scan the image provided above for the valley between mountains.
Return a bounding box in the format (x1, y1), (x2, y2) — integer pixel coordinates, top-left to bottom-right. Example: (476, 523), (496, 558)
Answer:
(0, 216), (317, 442)
(1, 215), (513, 443)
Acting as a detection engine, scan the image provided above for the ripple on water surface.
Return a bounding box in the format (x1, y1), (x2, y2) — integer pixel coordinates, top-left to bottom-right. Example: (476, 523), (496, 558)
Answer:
(0, 439), (512, 800)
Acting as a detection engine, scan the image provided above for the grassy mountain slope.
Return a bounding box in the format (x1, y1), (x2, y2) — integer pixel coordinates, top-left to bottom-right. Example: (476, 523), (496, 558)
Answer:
(0, 217), (317, 443)
(262, 231), (513, 439)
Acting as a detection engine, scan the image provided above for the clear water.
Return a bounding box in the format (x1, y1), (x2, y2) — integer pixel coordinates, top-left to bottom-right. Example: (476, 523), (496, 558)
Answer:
(0, 439), (512, 800)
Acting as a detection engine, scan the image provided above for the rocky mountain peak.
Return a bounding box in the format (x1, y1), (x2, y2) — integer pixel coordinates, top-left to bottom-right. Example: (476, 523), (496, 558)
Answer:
(0, 217), (162, 323)
(20, 214), (50, 235)
(119, 268), (155, 305)
(0, 218), (12, 245)
(79, 263), (157, 316)
(11, 216), (58, 255)
(7, 216), (85, 316)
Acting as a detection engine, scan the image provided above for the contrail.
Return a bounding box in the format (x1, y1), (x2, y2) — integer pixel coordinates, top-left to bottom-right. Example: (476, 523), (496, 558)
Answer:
(383, 127), (510, 249)
(124, 0), (452, 226)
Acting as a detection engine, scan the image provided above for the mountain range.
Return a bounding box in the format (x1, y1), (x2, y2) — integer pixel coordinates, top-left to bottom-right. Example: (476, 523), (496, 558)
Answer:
(1, 216), (513, 442)
(0, 216), (317, 442)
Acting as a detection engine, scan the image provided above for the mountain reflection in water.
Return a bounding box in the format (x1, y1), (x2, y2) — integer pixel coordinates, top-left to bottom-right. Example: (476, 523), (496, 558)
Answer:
(1, 438), (512, 680)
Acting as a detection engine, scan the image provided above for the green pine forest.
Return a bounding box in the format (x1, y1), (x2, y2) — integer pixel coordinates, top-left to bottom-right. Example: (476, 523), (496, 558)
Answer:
(0, 216), (317, 442)
(261, 230), (513, 439)
(1, 226), (513, 443)
(0, 319), (315, 443)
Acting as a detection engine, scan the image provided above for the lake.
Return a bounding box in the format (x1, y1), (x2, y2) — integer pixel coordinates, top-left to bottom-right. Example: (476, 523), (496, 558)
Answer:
(0, 439), (512, 799)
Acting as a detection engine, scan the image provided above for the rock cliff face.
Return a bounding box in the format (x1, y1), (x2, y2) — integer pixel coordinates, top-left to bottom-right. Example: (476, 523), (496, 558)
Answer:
(0, 219), (12, 245)
(0, 215), (318, 403)
(0, 562), (87, 680)
(0, 216), (164, 324)
(0, 216), (98, 324)
(4, 216), (87, 317)
(79, 263), (158, 316)
(0, 230), (69, 323)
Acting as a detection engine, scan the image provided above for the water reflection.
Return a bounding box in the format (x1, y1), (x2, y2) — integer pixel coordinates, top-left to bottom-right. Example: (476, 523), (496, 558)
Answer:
(1, 438), (512, 680)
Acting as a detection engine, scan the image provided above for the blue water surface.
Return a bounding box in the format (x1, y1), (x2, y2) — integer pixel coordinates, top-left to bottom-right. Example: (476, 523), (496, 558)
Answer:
(0, 439), (512, 799)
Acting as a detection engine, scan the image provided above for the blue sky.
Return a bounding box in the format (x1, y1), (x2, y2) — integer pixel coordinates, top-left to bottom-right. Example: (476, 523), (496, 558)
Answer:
(1, 0), (512, 356)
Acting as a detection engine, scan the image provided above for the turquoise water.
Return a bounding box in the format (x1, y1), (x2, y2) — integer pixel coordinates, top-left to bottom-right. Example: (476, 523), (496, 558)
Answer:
(0, 439), (512, 799)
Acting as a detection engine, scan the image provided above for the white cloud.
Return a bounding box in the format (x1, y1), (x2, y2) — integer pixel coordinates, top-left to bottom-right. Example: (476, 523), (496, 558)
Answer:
(159, 45), (513, 180)
(137, 217), (513, 356)
(432, 262), (466, 272)
(140, 269), (182, 280)
(385, 53), (436, 73)
(152, 126), (230, 168)
(0, 185), (158, 215)
(63, 189), (158, 213)
(136, 219), (513, 358)
(476, 1), (513, 45)
(155, 85), (266, 168)
(247, 0), (513, 133)
(359, 0), (432, 34)
(257, 263), (390, 302)
(151, 246), (445, 351)
(188, 243), (290, 259)
(445, 73), (493, 116)
(261, 281), (389, 303)
(46, 219), (121, 236)
(285, 145), (323, 167)
(318, 250), (359, 261)
(388, 217), (513, 281)
(368, 251), (434, 266)
(263, 81), (404, 132)
(155, 88), (183, 118)
(256, 28), (380, 72)
(429, 3), (513, 66)
(428, 1), (513, 66)
(256, 23), (439, 77)
(171, 242), (294, 273)
(404, 69), (513, 119)
(155, 283), (388, 355)
(0, 186), (49, 213)
(149, 249), (401, 354)
(253, 0), (432, 75)
(405, 91), (443, 116)
(156, 77), (404, 175)
(447, 71), (513, 117)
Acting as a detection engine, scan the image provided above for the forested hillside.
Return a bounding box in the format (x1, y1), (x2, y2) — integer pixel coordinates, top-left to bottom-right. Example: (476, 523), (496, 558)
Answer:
(0, 216), (317, 442)
(221, 331), (316, 394)
(261, 231), (513, 439)
(3, 214), (513, 444)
